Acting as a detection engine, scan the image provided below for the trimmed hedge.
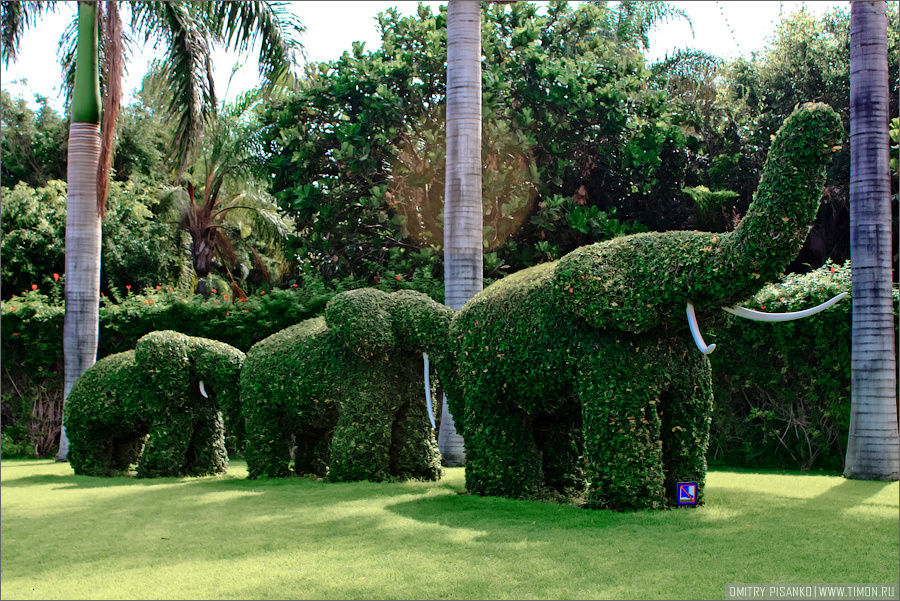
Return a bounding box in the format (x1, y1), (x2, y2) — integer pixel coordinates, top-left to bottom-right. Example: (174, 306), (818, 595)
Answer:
(241, 288), (453, 482)
(0, 286), (334, 455)
(65, 331), (244, 477)
(708, 262), (896, 472)
(448, 104), (843, 511)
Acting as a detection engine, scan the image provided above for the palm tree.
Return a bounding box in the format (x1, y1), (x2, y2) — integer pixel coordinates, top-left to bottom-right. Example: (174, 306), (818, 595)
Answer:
(1, 1), (304, 461)
(844, 0), (899, 480)
(170, 91), (294, 297)
(439, 0), (484, 465)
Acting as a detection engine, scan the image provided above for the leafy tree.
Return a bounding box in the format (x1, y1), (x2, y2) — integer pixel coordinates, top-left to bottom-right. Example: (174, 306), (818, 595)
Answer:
(2, 0), (304, 460)
(168, 92), (294, 297)
(0, 89), (68, 186)
(259, 1), (683, 289)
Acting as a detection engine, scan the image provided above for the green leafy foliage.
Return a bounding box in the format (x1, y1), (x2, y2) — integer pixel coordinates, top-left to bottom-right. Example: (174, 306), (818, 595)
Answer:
(241, 289), (451, 482)
(0, 90), (67, 187)
(64, 331), (244, 477)
(554, 104), (842, 334)
(0, 179), (181, 301)
(0, 286), (334, 456)
(259, 2), (684, 286)
(708, 262), (898, 472)
(447, 106), (839, 510)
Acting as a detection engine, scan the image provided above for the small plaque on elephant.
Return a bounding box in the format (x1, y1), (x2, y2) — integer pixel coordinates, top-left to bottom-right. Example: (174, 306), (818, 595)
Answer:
(677, 482), (698, 506)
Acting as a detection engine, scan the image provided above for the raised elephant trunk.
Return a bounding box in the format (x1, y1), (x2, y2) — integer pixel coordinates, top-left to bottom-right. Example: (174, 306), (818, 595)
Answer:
(707, 103), (844, 303)
(554, 103), (844, 337)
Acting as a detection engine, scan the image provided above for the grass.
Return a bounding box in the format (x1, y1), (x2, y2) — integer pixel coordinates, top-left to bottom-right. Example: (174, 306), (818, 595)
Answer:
(1, 459), (897, 600)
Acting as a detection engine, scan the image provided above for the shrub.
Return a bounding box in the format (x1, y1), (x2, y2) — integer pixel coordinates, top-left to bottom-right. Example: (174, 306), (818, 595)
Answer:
(65, 331), (244, 477)
(241, 289), (452, 482)
(0, 286), (334, 456)
(708, 262), (897, 472)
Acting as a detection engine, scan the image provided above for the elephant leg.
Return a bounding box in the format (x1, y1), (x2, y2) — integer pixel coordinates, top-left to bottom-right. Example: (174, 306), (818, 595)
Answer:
(389, 395), (441, 481)
(579, 350), (667, 510)
(293, 427), (333, 478)
(532, 401), (584, 496)
(244, 410), (293, 478)
(137, 412), (194, 478)
(328, 393), (393, 482)
(183, 407), (228, 476)
(659, 345), (713, 506)
(462, 390), (542, 499)
(110, 433), (147, 471)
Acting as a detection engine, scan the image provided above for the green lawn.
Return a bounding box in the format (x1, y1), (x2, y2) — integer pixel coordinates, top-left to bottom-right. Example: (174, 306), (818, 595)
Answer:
(1, 459), (897, 600)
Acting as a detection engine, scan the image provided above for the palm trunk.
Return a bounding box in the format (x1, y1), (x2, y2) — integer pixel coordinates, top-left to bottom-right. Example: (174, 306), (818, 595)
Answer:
(57, 1), (103, 461)
(439, 0), (483, 466)
(844, 0), (899, 480)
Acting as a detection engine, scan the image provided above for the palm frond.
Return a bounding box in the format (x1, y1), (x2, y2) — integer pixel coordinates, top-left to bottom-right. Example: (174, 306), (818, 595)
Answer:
(1, 0), (56, 66)
(651, 48), (720, 79)
(131, 1), (216, 174)
(215, 192), (293, 243)
(201, 1), (305, 90)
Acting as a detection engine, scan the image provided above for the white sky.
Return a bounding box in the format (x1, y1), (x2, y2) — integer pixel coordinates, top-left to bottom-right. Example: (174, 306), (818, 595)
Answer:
(1, 1), (847, 114)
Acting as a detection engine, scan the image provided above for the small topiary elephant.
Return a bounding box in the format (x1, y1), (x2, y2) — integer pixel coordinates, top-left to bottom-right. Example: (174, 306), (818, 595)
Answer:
(65, 331), (245, 477)
(241, 288), (454, 482)
(447, 103), (845, 511)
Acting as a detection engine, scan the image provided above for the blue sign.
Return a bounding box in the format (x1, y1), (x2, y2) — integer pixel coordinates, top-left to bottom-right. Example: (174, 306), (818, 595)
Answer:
(677, 482), (698, 505)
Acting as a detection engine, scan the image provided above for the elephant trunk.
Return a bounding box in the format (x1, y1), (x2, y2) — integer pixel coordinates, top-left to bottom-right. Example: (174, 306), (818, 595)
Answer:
(553, 104), (842, 334)
(705, 103), (843, 305)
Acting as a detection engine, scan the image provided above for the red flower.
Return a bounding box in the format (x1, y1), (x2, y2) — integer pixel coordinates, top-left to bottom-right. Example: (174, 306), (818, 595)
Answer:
(830, 266), (837, 273)
(212, 289), (218, 294)
(155, 285), (161, 290)
(226, 312), (231, 316)
(244, 309), (249, 313)
(31, 284), (37, 290)
(126, 285), (131, 290)
(260, 290), (265, 295)
(395, 275), (402, 281)
(292, 284), (298, 288)
(8, 307), (14, 312)
(53, 273), (60, 281)
(12, 333), (18, 336)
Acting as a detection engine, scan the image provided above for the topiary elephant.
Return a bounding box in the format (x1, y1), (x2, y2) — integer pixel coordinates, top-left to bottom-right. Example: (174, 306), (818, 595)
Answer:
(64, 331), (245, 478)
(447, 103), (846, 511)
(241, 288), (454, 482)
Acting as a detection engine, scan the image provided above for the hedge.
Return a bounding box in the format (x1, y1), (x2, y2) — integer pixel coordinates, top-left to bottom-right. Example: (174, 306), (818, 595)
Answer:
(708, 261), (897, 472)
(447, 104), (843, 511)
(241, 288), (453, 482)
(65, 331), (244, 477)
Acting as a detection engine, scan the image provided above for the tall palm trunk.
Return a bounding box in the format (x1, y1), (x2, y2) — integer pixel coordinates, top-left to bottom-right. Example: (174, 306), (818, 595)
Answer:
(439, 0), (482, 466)
(844, 0), (899, 480)
(57, 1), (103, 461)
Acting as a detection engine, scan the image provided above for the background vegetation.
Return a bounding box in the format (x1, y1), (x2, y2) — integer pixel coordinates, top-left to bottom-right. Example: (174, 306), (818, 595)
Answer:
(2, 2), (898, 471)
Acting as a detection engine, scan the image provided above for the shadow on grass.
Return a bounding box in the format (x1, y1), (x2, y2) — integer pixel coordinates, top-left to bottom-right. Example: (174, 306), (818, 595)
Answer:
(3, 461), (897, 599)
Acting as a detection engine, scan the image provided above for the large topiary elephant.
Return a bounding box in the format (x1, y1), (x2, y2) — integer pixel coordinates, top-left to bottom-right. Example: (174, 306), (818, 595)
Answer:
(447, 103), (846, 511)
(241, 288), (454, 482)
(65, 331), (245, 477)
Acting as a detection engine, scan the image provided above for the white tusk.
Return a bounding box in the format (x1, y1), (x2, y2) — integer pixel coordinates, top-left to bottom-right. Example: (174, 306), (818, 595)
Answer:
(686, 301), (717, 355)
(199, 379), (209, 398)
(723, 292), (847, 322)
(423, 353), (436, 429)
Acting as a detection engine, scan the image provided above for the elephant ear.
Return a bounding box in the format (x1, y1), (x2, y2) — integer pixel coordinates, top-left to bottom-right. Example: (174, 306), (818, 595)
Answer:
(325, 288), (397, 359)
(134, 331), (193, 406)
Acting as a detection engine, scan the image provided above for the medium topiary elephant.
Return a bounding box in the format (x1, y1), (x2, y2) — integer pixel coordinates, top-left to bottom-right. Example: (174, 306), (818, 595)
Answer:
(65, 331), (245, 478)
(241, 288), (454, 482)
(447, 103), (846, 511)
